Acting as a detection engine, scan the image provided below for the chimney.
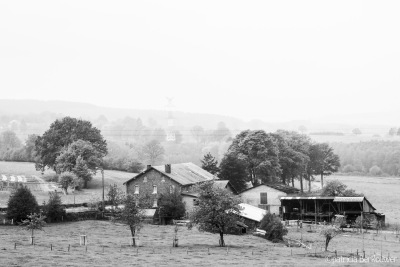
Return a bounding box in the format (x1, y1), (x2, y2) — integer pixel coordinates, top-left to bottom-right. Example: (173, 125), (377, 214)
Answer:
(165, 164), (171, 174)
(147, 165), (151, 170)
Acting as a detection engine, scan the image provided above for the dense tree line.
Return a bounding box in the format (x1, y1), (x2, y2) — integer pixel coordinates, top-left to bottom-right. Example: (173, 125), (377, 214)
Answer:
(208, 130), (340, 193)
(330, 141), (400, 176)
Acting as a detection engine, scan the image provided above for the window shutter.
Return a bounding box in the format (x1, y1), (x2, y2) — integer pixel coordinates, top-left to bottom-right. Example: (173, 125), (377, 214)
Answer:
(260, 192), (268, 204)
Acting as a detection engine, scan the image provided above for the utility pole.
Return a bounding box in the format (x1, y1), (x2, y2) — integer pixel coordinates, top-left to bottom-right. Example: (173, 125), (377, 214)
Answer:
(101, 169), (105, 212)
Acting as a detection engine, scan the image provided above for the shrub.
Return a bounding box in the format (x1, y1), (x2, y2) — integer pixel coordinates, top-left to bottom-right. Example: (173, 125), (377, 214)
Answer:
(259, 213), (288, 242)
(342, 164), (355, 173)
(43, 173), (59, 182)
(7, 186), (39, 223)
(158, 191), (186, 224)
(369, 165), (382, 176)
(43, 192), (65, 222)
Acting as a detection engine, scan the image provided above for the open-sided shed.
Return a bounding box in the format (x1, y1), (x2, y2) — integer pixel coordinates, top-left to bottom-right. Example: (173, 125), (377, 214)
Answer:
(280, 196), (384, 226)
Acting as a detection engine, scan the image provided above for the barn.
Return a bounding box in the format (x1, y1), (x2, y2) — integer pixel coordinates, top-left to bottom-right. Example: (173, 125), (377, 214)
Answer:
(280, 196), (385, 227)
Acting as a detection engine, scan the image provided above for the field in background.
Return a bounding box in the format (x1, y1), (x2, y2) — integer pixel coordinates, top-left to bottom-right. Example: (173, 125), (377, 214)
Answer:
(0, 221), (399, 266)
(0, 161), (135, 208)
(309, 134), (400, 144)
(325, 175), (400, 224)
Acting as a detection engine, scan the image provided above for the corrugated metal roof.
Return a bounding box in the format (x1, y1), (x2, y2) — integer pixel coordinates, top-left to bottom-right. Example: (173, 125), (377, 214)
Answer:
(280, 196), (334, 200)
(152, 162), (216, 185)
(240, 183), (300, 194)
(333, 197), (364, 202)
(238, 203), (267, 223)
(213, 180), (229, 189)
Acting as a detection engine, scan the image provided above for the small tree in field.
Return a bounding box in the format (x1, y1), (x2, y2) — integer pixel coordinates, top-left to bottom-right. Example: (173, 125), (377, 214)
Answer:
(189, 181), (241, 247)
(118, 194), (150, 247)
(259, 213), (288, 242)
(58, 172), (77, 194)
(320, 225), (341, 251)
(20, 213), (46, 245)
(7, 186), (39, 223)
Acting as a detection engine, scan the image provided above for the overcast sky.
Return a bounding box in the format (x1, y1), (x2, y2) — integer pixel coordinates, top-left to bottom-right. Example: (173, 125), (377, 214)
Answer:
(1, 1), (399, 122)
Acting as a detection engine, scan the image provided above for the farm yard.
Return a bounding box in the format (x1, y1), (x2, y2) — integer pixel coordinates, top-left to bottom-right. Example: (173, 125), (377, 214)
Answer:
(0, 161), (135, 208)
(0, 220), (399, 266)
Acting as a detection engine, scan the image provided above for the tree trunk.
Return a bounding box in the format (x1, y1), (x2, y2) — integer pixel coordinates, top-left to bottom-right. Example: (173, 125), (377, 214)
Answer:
(84, 180), (88, 189)
(321, 173), (324, 189)
(219, 230), (225, 247)
(31, 228), (34, 245)
(130, 226), (136, 247)
(325, 236), (331, 251)
(299, 174), (303, 193)
(308, 174), (311, 192)
(291, 176), (294, 187)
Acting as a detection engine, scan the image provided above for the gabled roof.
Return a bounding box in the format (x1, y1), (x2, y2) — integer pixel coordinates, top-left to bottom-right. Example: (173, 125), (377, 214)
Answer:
(238, 203), (267, 223)
(123, 162), (216, 186)
(239, 183), (300, 194)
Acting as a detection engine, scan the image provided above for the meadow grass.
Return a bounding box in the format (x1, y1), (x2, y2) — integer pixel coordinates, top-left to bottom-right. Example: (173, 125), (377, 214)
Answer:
(0, 220), (399, 266)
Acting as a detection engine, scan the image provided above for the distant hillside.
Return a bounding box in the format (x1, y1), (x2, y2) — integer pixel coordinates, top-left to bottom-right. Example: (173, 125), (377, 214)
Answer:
(0, 99), (395, 138)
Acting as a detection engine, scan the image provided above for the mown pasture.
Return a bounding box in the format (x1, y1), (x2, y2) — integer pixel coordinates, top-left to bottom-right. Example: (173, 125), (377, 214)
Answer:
(0, 220), (399, 266)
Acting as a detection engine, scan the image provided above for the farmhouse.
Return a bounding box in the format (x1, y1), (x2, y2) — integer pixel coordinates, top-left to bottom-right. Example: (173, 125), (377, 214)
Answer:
(280, 196), (385, 226)
(239, 184), (300, 214)
(123, 162), (218, 209)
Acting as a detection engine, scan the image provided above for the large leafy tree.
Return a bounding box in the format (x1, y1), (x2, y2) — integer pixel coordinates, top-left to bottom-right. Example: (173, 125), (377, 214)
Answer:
(201, 152), (220, 175)
(219, 153), (248, 192)
(321, 180), (363, 197)
(189, 181), (242, 247)
(227, 130), (281, 186)
(140, 140), (165, 165)
(7, 186), (39, 223)
(272, 130), (311, 190)
(34, 117), (107, 172)
(311, 143), (340, 188)
(55, 140), (103, 188)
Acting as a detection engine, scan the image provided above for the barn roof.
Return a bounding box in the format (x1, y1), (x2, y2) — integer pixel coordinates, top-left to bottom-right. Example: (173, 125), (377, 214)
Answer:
(123, 162), (216, 186)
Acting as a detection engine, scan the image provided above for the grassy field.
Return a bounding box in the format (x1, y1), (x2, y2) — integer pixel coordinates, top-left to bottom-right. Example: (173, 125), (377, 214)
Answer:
(324, 175), (400, 224)
(0, 161), (136, 208)
(0, 220), (399, 266)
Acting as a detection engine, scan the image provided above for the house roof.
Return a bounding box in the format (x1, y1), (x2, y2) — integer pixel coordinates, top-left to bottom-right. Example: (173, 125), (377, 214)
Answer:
(237, 203), (267, 223)
(123, 162), (217, 186)
(240, 183), (300, 194)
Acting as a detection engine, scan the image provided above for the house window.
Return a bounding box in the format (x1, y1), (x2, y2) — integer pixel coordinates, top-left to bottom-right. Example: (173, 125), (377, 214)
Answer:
(153, 185), (157, 194)
(134, 185), (139, 194)
(161, 176), (165, 182)
(260, 192), (268, 204)
(153, 198), (158, 207)
(169, 185), (175, 194)
(143, 177), (147, 183)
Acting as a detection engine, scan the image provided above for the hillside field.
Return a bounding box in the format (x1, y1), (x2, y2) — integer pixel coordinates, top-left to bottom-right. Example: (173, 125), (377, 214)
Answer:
(0, 220), (399, 266)
(0, 161), (135, 208)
